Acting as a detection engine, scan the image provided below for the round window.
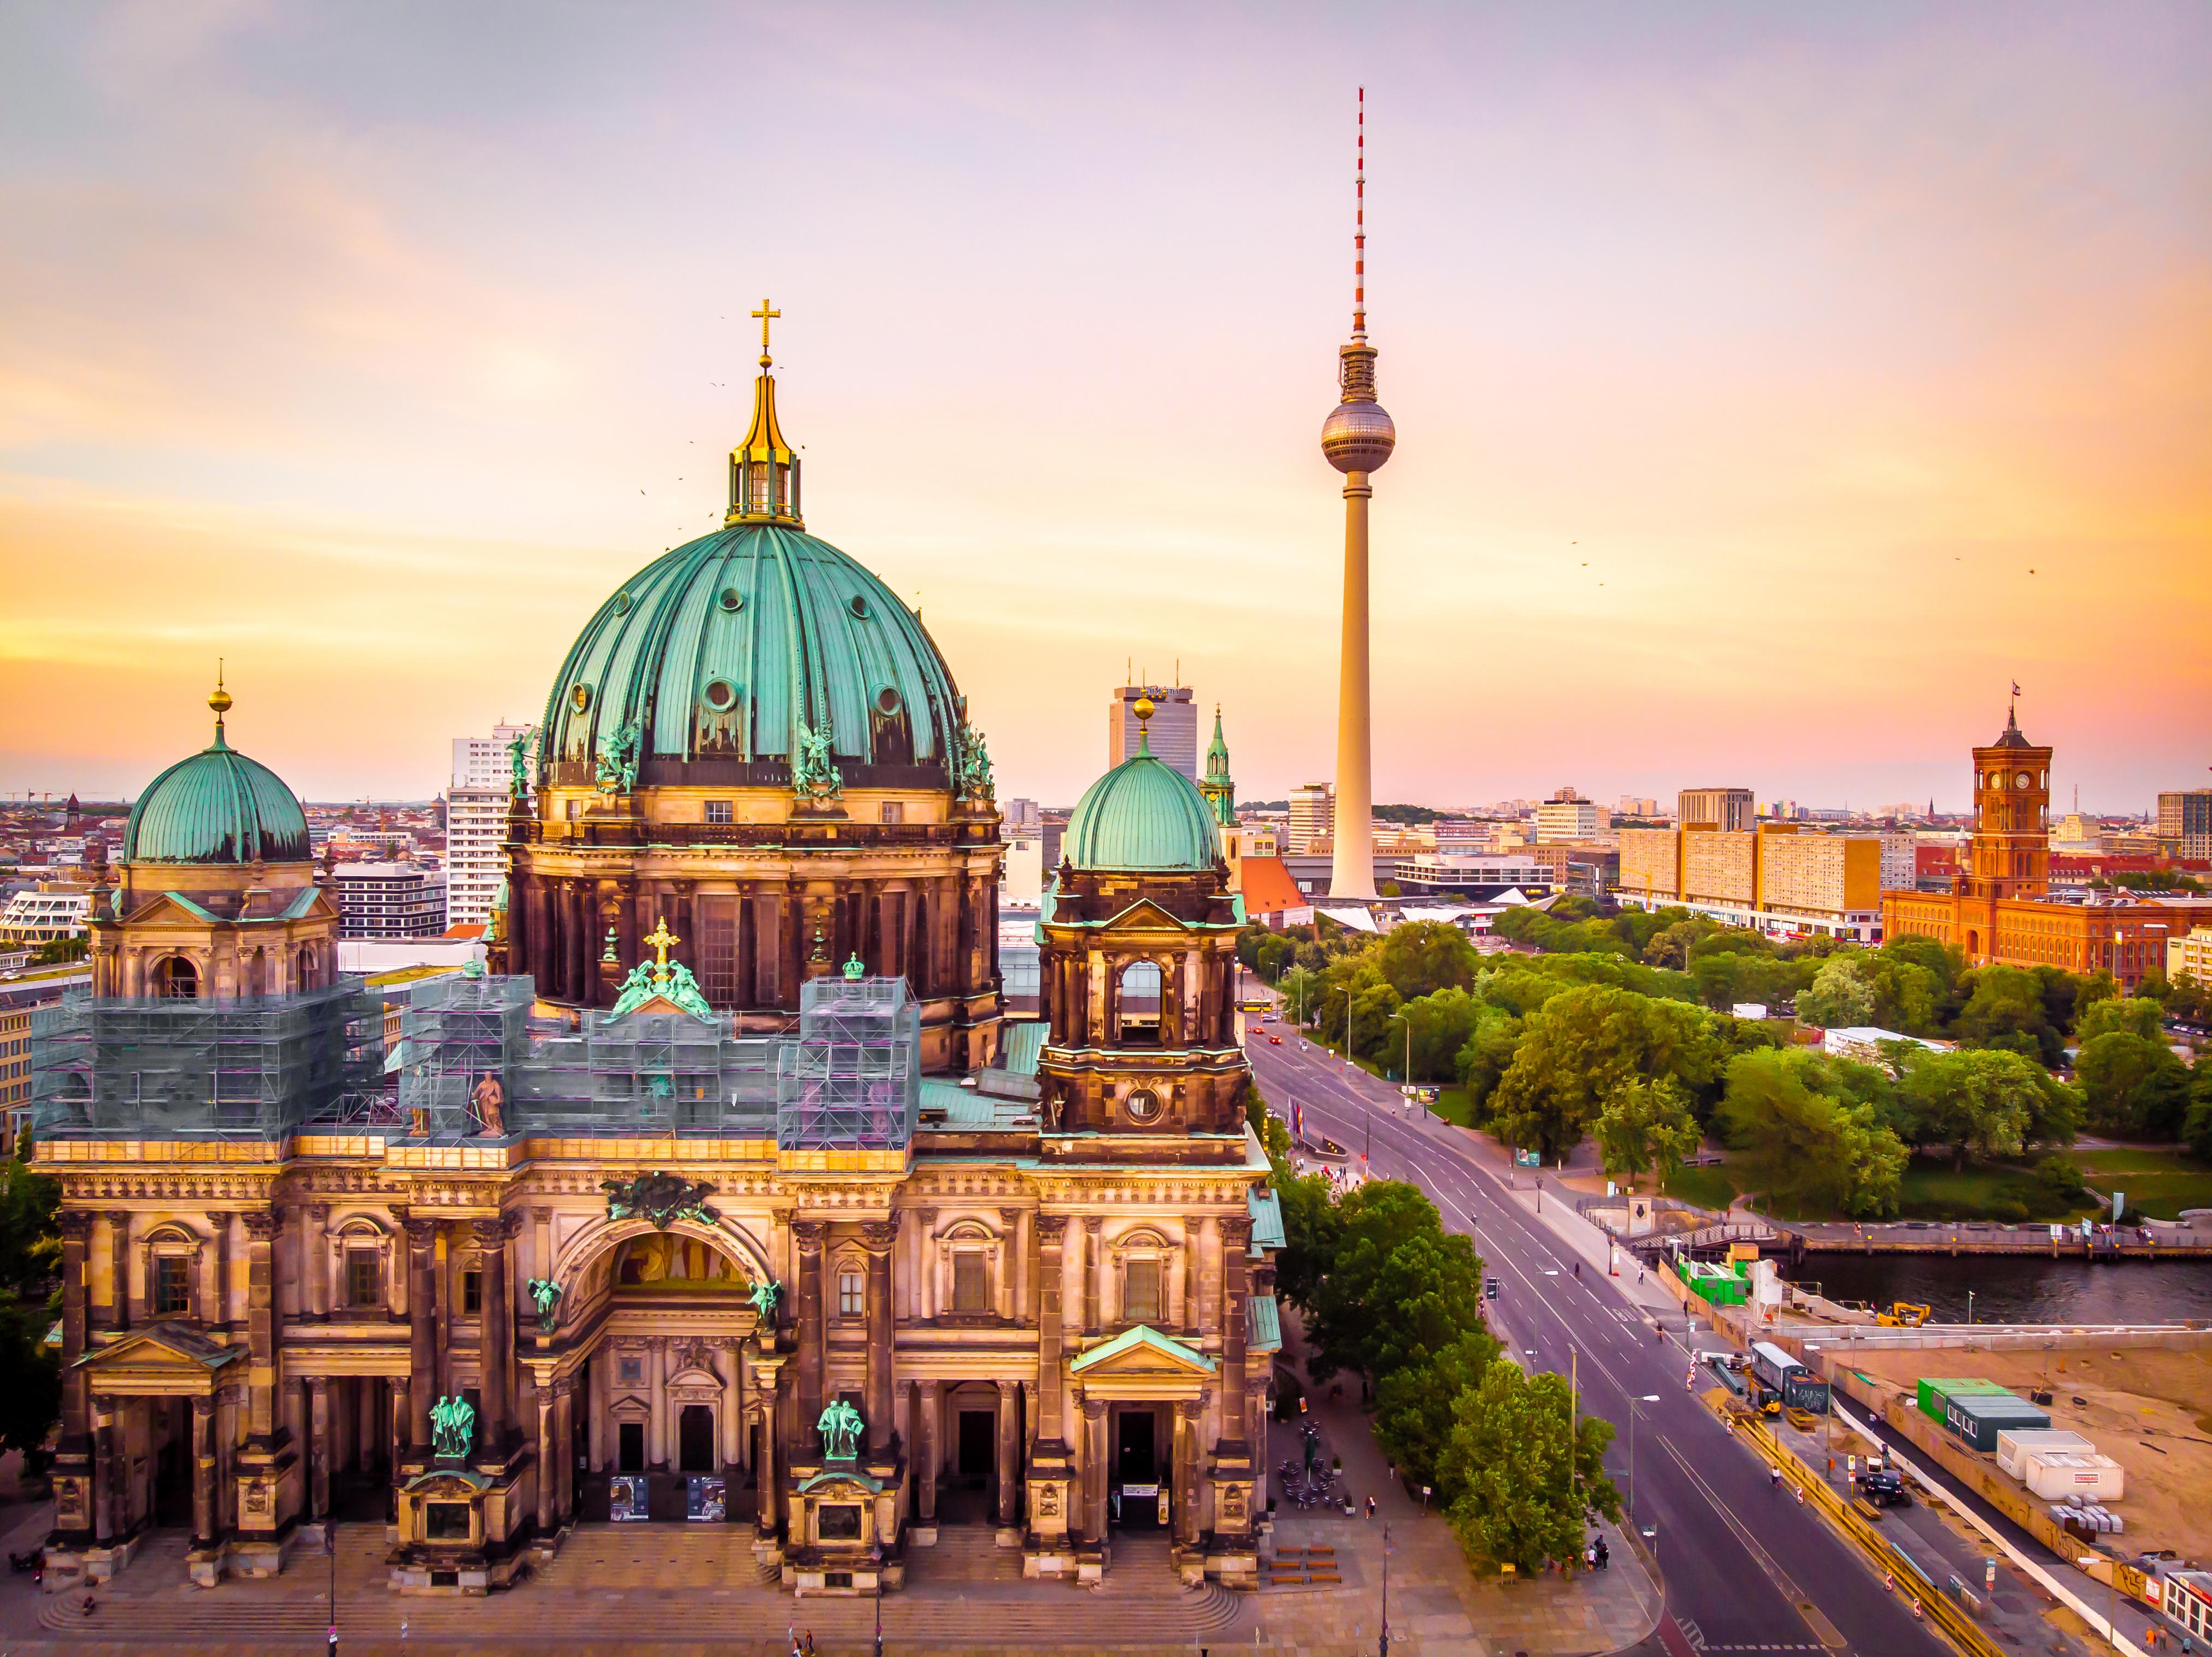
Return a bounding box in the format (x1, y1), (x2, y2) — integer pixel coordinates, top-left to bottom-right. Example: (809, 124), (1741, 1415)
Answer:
(719, 586), (744, 613)
(612, 590), (632, 615)
(848, 594), (872, 619)
(702, 679), (738, 713)
(570, 682), (593, 714)
(1124, 1089), (1162, 1125)
(876, 687), (902, 716)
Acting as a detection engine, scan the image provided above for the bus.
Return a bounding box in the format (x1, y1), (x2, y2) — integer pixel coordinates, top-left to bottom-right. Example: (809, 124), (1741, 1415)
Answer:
(1749, 1340), (1829, 1413)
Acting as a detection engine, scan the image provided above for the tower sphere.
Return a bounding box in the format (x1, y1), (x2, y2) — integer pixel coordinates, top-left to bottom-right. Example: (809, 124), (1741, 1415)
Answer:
(1321, 398), (1396, 474)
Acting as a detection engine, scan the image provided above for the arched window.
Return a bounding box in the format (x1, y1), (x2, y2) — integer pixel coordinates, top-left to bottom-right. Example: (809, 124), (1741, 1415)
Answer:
(154, 956), (198, 1000)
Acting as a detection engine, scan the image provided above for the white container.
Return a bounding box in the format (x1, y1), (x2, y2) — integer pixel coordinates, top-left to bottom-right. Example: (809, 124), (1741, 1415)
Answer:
(1998, 1429), (2093, 1478)
(2023, 1451), (2125, 1502)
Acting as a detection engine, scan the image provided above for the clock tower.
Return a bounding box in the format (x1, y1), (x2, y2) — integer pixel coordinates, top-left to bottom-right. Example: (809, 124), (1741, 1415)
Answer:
(1961, 700), (2051, 901)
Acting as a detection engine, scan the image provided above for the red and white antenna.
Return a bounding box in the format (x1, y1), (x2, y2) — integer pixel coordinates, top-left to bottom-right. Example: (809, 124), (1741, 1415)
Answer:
(1353, 87), (1367, 339)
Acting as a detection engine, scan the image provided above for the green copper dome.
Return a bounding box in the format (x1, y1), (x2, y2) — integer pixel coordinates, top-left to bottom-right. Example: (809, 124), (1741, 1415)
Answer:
(123, 699), (311, 865)
(542, 523), (969, 789)
(1064, 743), (1223, 873)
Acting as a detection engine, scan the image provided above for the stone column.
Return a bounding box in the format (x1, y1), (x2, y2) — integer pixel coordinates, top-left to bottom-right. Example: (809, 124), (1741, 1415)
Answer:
(916, 1380), (940, 1523)
(307, 1203), (331, 1320)
(1034, 1215), (1068, 1444)
(308, 1376), (331, 1518)
(1080, 1393), (1108, 1544)
(403, 1215), (439, 1452)
(190, 1395), (217, 1548)
(473, 1215), (514, 1452)
(995, 1378), (1020, 1527)
(241, 1209), (282, 1443)
(862, 1218), (896, 1454)
(1082, 1216), (1103, 1335)
(792, 1221), (825, 1453)
(1173, 1398), (1200, 1547)
(102, 1211), (131, 1330)
(534, 1376), (556, 1533)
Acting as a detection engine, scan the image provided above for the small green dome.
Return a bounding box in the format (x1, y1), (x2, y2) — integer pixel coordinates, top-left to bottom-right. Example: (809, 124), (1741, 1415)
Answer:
(1064, 750), (1222, 873)
(124, 722), (310, 866)
(542, 524), (968, 788)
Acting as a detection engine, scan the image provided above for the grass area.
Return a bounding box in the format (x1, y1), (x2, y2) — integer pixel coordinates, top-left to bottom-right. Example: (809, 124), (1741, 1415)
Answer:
(2068, 1145), (2212, 1221)
(1663, 1160), (1739, 1212)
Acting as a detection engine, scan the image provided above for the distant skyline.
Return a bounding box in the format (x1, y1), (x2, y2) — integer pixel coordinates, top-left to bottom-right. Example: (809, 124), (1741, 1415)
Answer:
(3, 4), (2208, 810)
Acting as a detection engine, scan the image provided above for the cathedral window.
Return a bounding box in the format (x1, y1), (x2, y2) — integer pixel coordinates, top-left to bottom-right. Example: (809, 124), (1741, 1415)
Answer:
(838, 1267), (865, 1318)
(152, 1255), (192, 1317)
(951, 1251), (987, 1314)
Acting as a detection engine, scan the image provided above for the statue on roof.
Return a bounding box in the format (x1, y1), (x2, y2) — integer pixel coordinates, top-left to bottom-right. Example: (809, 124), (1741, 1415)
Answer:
(594, 715), (642, 795)
(790, 714), (843, 802)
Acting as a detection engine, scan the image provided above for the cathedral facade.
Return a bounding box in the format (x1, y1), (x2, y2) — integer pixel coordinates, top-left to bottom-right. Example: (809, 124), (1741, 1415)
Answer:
(31, 336), (1279, 1599)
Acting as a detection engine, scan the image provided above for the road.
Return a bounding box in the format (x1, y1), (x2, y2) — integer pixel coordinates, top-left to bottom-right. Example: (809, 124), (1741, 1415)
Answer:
(1246, 1024), (1951, 1657)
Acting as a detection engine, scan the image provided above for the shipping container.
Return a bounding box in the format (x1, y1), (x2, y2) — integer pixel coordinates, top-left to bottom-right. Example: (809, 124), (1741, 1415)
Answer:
(2022, 1450), (2125, 1502)
(1996, 1428), (2093, 1479)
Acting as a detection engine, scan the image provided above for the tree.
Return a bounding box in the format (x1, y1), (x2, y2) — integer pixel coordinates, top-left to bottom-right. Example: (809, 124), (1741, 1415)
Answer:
(1593, 1076), (1701, 1191)
(1373, 1329), (1502, 1501)
(1373, 920), (1480, 1001)
(1717, 1048), (1908, 1217)
(1439, 1365), (1620, 1574)
(1486, 985), (1721, 1161)
(2077, 996), (2165, 1044)
(1304, 1181), (1486, 1384)
(2074, 1031), (2191, 1138)
(1797, 955), (1876, 1028)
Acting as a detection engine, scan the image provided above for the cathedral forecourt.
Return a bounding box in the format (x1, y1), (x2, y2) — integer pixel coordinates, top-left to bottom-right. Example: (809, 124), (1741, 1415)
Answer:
(29, 308), (1282, 1600)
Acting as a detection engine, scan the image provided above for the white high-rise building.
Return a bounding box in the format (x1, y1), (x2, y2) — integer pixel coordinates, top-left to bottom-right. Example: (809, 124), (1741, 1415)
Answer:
(445, 724), (532, 930)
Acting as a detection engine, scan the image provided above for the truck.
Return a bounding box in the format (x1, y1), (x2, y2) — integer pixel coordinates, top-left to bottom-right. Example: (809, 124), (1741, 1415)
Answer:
(1749, 1340), (1829, 1414)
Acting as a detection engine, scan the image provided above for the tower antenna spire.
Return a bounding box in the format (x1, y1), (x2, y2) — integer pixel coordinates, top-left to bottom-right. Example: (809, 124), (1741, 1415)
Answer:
(1353, 86), (1367, 340)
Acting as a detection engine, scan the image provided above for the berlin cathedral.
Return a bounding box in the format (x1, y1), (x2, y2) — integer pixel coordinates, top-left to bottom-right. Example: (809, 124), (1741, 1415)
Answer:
(30, 317), (1280, 1597)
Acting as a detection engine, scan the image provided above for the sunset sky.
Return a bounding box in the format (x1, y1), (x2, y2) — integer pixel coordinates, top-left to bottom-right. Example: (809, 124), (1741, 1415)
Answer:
(3, 3), (2207, 811)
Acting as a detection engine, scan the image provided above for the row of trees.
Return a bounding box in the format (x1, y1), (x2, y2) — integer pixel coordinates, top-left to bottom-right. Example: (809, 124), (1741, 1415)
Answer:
(1251, 1092), (1619, 1572)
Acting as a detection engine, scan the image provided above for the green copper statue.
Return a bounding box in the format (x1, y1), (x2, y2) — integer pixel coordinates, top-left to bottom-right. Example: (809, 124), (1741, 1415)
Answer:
(430, 1394), (475, 1459)
(817, 1397), (864, 1462)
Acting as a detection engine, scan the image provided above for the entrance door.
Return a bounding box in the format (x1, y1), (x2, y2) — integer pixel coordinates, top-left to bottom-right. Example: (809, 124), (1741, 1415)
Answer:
(678, 1405), (715, 1473)
(618, 1421), (646, 1473)
(957, 1410), (995, 1483)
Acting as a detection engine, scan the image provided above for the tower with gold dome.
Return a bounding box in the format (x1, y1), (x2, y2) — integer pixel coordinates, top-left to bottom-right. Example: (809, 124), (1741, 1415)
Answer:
(495, 304), (1004, 1073)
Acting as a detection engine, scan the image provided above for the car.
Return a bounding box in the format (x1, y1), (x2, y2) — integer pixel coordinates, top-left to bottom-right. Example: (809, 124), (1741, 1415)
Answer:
(1268, 1035), (1283, 1045)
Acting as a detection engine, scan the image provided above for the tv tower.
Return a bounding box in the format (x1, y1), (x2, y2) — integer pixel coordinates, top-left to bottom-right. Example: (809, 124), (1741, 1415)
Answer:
(1321, 88), (1395, 900)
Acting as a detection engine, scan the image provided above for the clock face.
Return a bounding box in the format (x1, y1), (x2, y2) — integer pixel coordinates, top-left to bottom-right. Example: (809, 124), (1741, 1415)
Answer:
(2015, 772), (2033, 789)
(1123, 1089), (1162, 1125)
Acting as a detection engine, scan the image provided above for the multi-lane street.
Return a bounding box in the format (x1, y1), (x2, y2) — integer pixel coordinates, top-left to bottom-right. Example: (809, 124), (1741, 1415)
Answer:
(1245, 1021), (1951, 1657)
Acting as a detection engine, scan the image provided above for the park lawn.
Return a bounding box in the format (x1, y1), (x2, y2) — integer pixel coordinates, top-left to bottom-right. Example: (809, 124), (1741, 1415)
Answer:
(2068, 1146), (2212, 1221)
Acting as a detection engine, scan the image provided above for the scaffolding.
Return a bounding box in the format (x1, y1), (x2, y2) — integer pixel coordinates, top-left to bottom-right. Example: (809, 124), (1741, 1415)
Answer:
(774, 976), (920, 1150)
(30, 979), (385, 1141)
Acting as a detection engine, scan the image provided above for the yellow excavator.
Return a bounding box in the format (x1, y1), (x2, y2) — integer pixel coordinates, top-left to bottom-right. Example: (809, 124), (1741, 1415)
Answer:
(1875, 1302), (1933, 1327)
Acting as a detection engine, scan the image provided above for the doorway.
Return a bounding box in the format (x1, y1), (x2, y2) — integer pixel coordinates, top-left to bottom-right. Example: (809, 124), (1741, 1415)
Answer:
(678, 1405), (715, 1473)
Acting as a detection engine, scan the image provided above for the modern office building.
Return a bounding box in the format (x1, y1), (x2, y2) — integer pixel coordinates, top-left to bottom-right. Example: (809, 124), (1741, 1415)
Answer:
(332, 861), (448, 939)
(2158, 787), (2212, 859)
(1534, 792), (1598, 843)
(1107, 685), (1197, 782)
(1286, 784), (1335, 854)
(1678, 788), (1754, 832)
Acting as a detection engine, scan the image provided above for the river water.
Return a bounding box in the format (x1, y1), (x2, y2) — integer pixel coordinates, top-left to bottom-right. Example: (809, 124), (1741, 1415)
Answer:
(1786, 1253), (2212, 1326)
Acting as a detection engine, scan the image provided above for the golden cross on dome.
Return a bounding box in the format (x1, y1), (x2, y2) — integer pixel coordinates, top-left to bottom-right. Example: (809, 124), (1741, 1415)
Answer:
(750, 298), (780, 365)
(644, 916), (680, 968)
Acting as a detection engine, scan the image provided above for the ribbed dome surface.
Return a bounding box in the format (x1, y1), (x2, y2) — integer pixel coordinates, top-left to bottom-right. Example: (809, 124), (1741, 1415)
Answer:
(1064, 753), (1222, 873)
(543, 524), (966, 782)
(124, 736), (311, 865)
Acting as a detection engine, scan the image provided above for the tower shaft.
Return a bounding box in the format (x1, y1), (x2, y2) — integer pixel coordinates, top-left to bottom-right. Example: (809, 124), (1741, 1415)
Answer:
(1330, 474), (1376, 899)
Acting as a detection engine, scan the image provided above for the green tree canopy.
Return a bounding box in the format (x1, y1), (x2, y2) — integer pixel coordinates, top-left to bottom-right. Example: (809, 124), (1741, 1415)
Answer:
(1717, 1048), (1909, 1217)
(1439, 1365), (1621, 1574)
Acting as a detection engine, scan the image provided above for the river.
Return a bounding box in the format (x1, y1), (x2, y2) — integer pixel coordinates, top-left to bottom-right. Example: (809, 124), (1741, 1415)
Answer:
(1786, 1253), (2212, 1325)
